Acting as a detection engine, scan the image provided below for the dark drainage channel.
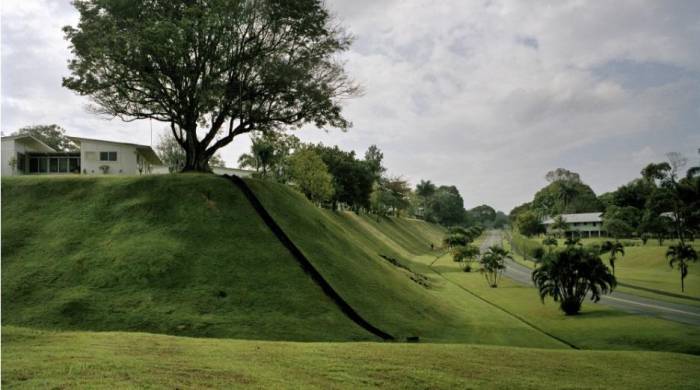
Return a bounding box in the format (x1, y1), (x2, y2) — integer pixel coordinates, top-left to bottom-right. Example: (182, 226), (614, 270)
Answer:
(223, 174), (395, 341)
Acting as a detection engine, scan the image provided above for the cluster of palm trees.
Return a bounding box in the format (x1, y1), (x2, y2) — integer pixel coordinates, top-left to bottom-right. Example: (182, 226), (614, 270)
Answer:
(444, 227), (514, 287)
(532, 244), (617, 315)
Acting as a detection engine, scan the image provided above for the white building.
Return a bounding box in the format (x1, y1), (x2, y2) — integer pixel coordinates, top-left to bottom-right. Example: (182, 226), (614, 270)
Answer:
(542, 212), (605, 237)
(1, 134), (162, 176)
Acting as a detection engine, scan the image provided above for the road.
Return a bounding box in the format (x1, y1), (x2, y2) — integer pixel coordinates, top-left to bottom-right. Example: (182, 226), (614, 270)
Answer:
(480, 231), (700, 326)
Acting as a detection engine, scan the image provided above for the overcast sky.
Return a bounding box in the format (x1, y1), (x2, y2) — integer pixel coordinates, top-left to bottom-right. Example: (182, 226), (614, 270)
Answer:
(2, 1), (699, 211)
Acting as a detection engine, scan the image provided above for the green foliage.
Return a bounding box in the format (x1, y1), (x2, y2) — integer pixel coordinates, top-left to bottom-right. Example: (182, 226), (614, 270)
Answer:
(515, 210), (545, 237)
(532, 247), (616, 315)
(542, 236), (558, 250)
(287, 147), (334, 203)
(550, 215), (569, 237)
(238, 131), (300, 181)
(307, 144), (374, 210)
(416, 180), (437, 199)
(531, 178), (602, 216)
(510, 231), (545, 261)
(424, 186), (466, 226)
(15, 124), (76, 151)
(443, 234), (469, 248)
(451, 245), (480, 271)
(370, 176), (411, 216)
(479, 246), (511, 287)
(667, 243), (699, 293)
(600, 240), (625, 276)
(363, 145), (385, 182)
(63, 0), (358, 171)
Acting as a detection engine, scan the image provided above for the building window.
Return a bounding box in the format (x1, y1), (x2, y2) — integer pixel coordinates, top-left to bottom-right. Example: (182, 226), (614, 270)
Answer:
(16, 153), (26, 172)
(99, 151), (117, 161)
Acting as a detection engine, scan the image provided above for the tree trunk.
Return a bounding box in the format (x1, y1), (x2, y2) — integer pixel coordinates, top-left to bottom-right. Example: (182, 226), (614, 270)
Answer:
(682, 274), (685, 293)
(181, 144), (212, 172)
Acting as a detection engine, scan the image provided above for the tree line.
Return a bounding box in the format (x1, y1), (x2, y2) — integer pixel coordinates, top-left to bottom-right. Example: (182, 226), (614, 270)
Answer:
(227, 130), (505, 227)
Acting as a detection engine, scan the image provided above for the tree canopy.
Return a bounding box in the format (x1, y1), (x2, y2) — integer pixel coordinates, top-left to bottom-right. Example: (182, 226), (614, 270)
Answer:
(63, 0), (359, 171)
(14, 124), (76, 151)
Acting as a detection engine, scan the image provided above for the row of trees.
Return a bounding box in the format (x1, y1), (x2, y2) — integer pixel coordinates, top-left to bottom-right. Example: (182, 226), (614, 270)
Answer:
(513, 155), (700, 245)
(233, 132), (504, 226)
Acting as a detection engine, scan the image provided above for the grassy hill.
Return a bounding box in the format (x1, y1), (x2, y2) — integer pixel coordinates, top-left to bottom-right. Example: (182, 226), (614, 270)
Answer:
(1, 175), (370, 341)
(3, 174), (561, 348)
(4, 326), (699, 389)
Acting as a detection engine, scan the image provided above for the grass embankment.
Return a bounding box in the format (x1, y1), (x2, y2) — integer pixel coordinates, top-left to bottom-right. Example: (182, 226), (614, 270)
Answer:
(1, 175), (370, 341)
(2, 175), (561, 348)
(245, 179), (564, 347)
(425, 251), (700, 355)
(4, 326), (700, 390)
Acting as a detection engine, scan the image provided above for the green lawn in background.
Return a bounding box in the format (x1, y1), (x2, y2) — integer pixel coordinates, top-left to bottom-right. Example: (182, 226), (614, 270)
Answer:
(423, 251), (700, 355)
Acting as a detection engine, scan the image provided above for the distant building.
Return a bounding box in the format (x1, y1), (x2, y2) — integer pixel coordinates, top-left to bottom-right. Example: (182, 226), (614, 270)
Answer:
(1, 134), (162, 176)
(542, 212), (605, 237)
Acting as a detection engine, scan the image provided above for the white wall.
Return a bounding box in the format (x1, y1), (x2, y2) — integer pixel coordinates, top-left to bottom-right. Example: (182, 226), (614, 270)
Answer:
(1, 139), (17, 177)
(80, 139), (140, 175)
(1, 139), (31, 177)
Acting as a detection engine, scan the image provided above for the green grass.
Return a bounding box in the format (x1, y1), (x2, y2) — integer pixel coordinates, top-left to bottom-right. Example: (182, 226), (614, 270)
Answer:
(423, 251), (700, 355)
(4, 326), (700, 390)
(1, 175), (370, 341)
(610, 245), (700, 299)
(245, 178), (565, 347)
(2, 175), (563, 348)
(509, 233), (700, 302)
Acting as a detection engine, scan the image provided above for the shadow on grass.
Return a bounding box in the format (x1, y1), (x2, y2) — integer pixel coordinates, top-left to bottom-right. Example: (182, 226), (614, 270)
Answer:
(571, 308), (631, 319)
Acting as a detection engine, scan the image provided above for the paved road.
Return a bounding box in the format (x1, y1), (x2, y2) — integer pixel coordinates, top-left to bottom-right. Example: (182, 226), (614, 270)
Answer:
(481, 231), (700, 326)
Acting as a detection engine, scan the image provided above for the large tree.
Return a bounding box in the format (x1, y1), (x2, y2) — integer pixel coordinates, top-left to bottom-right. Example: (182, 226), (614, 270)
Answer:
(156, 132), (224, 172)
(63, 0), (358, 172)
(288, 147), (334, 204)
(14, 124), (76, 151)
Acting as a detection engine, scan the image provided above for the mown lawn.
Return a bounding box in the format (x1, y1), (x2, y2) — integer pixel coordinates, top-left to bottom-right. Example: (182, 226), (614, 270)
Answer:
(4, 326), (699, 389)
(1, 175), (371, 341)
(425, 251), (700, 355)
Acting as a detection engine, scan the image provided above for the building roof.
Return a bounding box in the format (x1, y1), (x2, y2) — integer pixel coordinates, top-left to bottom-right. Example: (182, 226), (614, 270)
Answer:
(543, 212), (603, 225)
(68, 136), (162, 165)
(1, 134), (57, 153)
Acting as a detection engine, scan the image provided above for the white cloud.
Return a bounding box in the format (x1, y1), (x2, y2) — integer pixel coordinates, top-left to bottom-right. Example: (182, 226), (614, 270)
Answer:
(2, 0), (699, 211)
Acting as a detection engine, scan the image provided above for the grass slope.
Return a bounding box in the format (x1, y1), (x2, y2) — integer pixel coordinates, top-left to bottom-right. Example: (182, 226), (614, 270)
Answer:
(1, 175), (370, 341)
(426, 251), (700, 355)
(4, 326), (700, 389)
(245, 179), (565, 348)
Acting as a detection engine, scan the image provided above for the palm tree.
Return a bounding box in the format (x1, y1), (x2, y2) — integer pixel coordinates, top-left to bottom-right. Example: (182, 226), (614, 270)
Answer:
(600, 240), (625, 276)
(551, 215), (569, 238)
(564, 236), (582, 247)
(479, 246), (511, 287)
(532, 247), (616, 315)
(557, 182), (578, 213)
(667, 243), (698, 293)
(542, 236), (558, 253)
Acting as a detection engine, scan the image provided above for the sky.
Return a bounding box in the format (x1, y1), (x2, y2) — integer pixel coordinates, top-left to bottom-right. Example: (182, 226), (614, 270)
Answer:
(2, 0), (699, 212)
